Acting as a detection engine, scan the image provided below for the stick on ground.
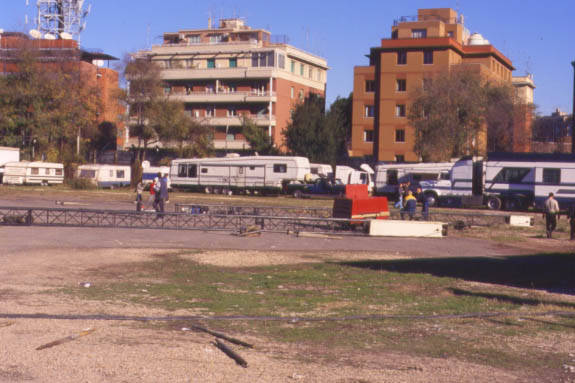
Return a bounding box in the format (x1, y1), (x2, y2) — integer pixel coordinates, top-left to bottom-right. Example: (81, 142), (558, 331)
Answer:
(213, 338), (248, 368)
(36, 328), (95, 350)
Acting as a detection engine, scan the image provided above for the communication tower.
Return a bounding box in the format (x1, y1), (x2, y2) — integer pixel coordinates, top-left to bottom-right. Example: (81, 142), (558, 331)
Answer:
(26, 0), (91, 42)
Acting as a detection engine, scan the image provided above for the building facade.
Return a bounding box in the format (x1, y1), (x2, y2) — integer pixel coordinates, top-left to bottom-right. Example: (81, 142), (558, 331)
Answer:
(351, 8), (518, 162)
(130, 18), (327, 152)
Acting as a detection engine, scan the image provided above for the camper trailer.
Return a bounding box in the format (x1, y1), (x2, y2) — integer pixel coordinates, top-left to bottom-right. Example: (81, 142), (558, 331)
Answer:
(335, 165), (374, 192)
(420, 153), (575, 210)
(3, 161), (64, 185)
(77, 164), (131, 188)
(170, 155), (311, 194)
(0, 147), (20, 183)
(309, 163), (333, 181)
(374, 162), (453, 198)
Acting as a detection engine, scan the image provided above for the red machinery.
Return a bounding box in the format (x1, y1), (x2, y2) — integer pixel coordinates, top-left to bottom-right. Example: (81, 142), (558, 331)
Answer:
(332, 184), (389, 222)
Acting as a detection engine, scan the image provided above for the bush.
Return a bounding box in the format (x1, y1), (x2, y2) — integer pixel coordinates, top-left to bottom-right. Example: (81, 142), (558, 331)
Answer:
(67, 178), (97, 190)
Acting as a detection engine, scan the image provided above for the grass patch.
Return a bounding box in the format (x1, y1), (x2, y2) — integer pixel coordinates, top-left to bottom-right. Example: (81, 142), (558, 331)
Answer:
(59, 251), (575, 378)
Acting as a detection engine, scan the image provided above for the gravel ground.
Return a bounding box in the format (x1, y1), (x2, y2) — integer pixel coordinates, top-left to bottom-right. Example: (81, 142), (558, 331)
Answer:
(0, 247), (525, 383)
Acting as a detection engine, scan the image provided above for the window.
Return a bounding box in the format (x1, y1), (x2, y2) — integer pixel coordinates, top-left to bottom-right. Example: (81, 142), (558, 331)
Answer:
(205, 106), (214, 117)
(227, 107), (237, 117)
(55, 169), (63, 176)
(543, 168), (561, 184)
(365, 80), (375, 93)
(447, 31), (454, 38)
(178, 164), (187, 177)
(397, 51), (407, 65)
(79, 169), (95, 178)
(273, 164), (287, 173)
(391, 30), (398, 39)
(395, 155), (405, 163)
(252, 52), (274, 67)
(290, 60), (295, 73)
(365, 105), (375, 118)
(188, 35), (201, 44)
(109, 170), (114, 177)
(299, 89), (304, 101)
(412, 29), (427, 38)
(395, 104), (406, 117)
(396, 79), (406, 92)
(209, 34), (222, 43)
(364, 130), (374, 142)
(201, 167), (208, 174)
(387, 169), (398, 185)
(44, 168), (50, 175)
(309, 68), (313, 79)
(188, 165), (197, 177)
(278, 54), (285, 69)
(229, 58), (237, 68)
(207, 58), (215, 68)
(116, 170), (125, 179)
(395, 129), (405, 142)
(493, 167), (531, 183)
(300, 63), (304, 76)
(423, 50), (433, 65)
(290, 87), (294, 99)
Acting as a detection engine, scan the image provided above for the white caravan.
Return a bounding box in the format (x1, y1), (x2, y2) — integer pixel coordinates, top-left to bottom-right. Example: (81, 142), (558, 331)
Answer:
(170, 155), (311, 194)
(77, 164), (131, 188)
(308, 163), (333, 181)
(335, 164), (375, 192)
(374, 162), (453, 197)
(0, 147), (20, 183)
(3, 161), (64, 185)
(420, 153), (575, 210)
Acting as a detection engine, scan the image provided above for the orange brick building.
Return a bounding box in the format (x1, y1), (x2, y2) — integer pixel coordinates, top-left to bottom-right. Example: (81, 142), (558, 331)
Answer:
(351, 8), (522, 162)
(132, 18), (327, 152)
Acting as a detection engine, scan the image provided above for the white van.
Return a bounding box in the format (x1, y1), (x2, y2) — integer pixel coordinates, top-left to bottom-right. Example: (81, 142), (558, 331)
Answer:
(77, 164), (131, 188)
(3, 161), (64, 185)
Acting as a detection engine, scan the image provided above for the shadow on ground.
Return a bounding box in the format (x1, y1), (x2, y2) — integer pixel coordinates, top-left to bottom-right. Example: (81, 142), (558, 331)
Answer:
(341, 253), (575, 295)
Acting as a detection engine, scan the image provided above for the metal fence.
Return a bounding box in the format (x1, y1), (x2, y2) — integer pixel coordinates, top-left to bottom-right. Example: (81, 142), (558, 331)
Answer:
(0, 206), (364, 235)
(174, 203), (333, 219)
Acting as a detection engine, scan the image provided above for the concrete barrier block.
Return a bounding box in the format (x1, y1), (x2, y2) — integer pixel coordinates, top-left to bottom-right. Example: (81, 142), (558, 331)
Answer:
(369, 219), (447, 237)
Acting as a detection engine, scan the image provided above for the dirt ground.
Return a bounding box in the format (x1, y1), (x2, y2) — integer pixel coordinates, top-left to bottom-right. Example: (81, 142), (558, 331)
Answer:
(1, 189), (575, 382)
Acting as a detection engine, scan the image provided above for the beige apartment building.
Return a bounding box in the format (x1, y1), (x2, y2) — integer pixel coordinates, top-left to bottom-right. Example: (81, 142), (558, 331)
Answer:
(351, 8), (520, 162)
(130, 18), (327, 151)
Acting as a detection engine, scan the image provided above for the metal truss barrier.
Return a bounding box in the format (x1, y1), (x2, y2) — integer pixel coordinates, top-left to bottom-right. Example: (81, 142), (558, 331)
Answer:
(0, 206), (366, 235)
(176, 202), (516, 228)
(174, 203), (332, 218)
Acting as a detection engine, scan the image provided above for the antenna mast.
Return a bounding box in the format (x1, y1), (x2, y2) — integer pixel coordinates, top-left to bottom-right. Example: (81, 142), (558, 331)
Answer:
(27, 0), (92, 42)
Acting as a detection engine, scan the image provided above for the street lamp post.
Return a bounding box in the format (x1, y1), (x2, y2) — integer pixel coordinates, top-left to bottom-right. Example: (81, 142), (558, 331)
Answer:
(572, 61), (575, 154)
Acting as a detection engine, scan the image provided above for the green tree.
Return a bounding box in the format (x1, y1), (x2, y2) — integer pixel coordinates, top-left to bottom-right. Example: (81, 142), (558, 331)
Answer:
(326, 93), (352, 164)
(283, 93), (330, 163)
(241, 117), (277, 155)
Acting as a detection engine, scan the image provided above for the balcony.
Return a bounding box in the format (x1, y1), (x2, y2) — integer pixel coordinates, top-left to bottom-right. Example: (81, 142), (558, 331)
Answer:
(161, 66), (275, 80)
(169, 90), (276, 103)
(193, 114), (275, 127)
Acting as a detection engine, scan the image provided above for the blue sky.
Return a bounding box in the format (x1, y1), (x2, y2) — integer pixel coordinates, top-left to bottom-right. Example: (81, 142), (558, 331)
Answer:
(1, 0), (574, 116)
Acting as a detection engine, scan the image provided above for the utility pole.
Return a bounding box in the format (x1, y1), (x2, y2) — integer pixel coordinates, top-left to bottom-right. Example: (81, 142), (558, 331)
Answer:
(572, 61), (575, 154)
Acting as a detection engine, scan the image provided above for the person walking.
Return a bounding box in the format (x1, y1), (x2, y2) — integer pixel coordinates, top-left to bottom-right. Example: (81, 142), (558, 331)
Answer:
(543, 192), (560, 238)
(135, 179), (144, 212)
(147, 177), (158, 212)
(568, 203), (575, 241)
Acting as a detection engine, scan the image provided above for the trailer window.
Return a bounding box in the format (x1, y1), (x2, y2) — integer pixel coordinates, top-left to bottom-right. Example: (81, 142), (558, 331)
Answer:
(31, 168), (39, 175)
(188, 165), (197, 177)
(201, 167), (208, 174)
(387, 170), (398, 185)
(79, 170), (96, 178)
(542, 168), (561, 185)
(273, 164), (287, 173)
(116, 170), (125, 179)
(55, 169), (63, 176)
(44, 168), (50, 175)
(109, 170), (114, 177)
(178, 164), (187, 177)
(493, 167), (530, 183)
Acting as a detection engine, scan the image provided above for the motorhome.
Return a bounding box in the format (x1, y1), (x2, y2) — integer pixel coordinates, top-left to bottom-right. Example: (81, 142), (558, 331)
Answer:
(419, 153), (575, 210)
(374, 162), (453, 198)
(77, 164), (131, 188)
(3, 161), (64, 185)
(0, 147), (20, 183)
(170, 155), (311, 194)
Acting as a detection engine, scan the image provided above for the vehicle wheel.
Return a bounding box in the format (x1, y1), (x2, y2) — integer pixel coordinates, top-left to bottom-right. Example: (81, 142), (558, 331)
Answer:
(213, 187), (222, 195)
(424, 192), (438, 207)
(224, 188), (233, 196)
(505, 197), (525, 211)
(41, 180), (48, 187)
(293, 190), (303, 199)
(204, 186), (212, 194)
(487, 196), (502, 210)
